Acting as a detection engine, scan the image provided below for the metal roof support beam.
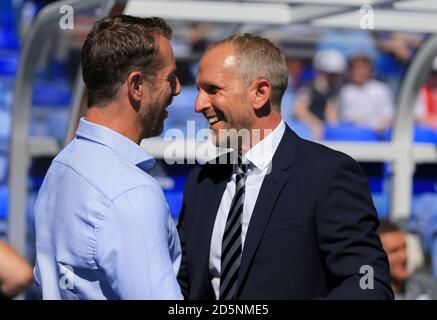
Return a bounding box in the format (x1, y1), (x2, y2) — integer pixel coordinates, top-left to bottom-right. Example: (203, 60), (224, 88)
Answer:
(248, 0), (395, 7)
(395, 0), (437, 12)
(124, 0), (349, 25)
(389, 34), (437, 221)
(311, 9), (437, 33)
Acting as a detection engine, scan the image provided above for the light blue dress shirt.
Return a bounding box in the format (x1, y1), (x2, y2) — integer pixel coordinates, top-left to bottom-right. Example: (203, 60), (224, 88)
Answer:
(34, 118), (183, 300)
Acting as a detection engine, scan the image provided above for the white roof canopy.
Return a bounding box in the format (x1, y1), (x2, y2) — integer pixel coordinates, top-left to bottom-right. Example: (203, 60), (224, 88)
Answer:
(124, 0), (437, 33)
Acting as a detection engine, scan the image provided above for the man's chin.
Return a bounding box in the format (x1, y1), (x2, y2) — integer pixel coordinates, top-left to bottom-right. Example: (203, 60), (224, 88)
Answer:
(142, 125), (164, 139)
(210, 129), (226, 147)
(213, 134), (236, 151)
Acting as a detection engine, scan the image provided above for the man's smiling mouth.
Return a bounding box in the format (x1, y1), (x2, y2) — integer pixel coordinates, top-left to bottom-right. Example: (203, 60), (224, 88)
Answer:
(206, 111), (226, 126)
(208, 116), (221, 126)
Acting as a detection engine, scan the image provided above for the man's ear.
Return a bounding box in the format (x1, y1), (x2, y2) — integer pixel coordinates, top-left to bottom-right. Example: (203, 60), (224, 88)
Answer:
(249, 79), (272, 110)
(127, 71), (144, 101)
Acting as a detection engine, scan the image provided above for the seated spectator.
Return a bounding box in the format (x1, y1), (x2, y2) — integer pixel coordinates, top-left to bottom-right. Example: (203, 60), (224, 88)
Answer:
(375, 32), (423, 94)
(285, 57), (313, 91)
(292, 49), (345, 140)
(378, 220), (437, 300)
(414, 56), (437, 130)
(0, 240), (33, 299)
(339, 55), (395, 132)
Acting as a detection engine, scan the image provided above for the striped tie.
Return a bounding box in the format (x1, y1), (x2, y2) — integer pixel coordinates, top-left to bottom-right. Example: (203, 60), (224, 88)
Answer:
(219, 160), (248, 300)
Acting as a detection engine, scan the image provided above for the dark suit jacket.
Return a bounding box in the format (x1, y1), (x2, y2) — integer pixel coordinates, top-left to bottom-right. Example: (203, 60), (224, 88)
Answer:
(177, 126), (393, 299)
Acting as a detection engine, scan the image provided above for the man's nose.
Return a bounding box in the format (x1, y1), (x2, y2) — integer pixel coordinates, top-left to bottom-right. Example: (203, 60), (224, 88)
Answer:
(195, 90), (211, 113)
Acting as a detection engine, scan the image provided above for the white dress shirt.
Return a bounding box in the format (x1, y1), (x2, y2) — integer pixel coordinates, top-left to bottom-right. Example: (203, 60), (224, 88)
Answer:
(339, 79), (395, 129)
(209, 119), (286, 299)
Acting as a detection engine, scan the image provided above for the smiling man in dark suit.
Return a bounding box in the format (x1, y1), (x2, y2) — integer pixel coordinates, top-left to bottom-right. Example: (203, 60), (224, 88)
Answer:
(177, 33), (393, 300)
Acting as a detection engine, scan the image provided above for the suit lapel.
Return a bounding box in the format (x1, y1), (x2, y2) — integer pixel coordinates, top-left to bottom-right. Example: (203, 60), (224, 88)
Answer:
(236, 126), (300, 296)
(192, 155), (233, 297)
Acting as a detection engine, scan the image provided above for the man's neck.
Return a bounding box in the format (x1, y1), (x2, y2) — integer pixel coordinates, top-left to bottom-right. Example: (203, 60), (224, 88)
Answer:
(85, 105), (143, 144)
(239, 113), (282, 155)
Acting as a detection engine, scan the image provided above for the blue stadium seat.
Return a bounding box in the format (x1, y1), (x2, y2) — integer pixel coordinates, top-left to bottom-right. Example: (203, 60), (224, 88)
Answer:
(0, 0), (18, 21)
(0, 185), (7, 220)
(324, 123), (379, 141)
(164, 190), (184, 220)
(0, 49), (19, 76)
(0, 28), (20, 50)
(414, 125), (437, 144)
(32, 80), (71, 107)
(0, 1), (20, 50)
(383, 125), (437, 144)
(162, 174), (187, 219)
(0, 109), (10, 137)
(371, 192), (389, 220)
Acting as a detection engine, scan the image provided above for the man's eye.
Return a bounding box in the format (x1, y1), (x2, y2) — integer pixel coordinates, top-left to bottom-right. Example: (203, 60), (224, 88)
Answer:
(207, 85), (219, 94)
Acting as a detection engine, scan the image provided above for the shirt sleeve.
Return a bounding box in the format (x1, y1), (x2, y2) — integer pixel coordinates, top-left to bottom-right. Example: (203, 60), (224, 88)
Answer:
(95, 185), (183, 300)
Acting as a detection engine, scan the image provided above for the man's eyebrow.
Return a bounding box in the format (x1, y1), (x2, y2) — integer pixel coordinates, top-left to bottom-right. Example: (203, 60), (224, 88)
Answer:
(198, 78), (218, 86)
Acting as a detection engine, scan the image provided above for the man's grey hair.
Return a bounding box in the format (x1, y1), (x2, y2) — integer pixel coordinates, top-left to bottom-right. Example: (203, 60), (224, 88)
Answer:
(206, 33), (288, 111)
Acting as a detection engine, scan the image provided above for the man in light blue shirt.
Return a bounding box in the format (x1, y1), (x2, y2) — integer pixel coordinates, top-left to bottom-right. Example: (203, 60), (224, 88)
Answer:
(34, 15), (183, 299)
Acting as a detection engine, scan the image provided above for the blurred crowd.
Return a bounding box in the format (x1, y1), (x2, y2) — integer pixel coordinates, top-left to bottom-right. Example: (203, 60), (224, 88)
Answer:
(170, 27), (437, 143)
(289, 46), (437, 141)
(282, 31), (437, 142)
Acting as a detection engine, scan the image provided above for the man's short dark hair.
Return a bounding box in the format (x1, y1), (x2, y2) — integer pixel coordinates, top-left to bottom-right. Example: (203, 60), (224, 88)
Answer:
(349, 54), (373, 69)
(377, 219), (402, 235)
(81, 15), (172, 107)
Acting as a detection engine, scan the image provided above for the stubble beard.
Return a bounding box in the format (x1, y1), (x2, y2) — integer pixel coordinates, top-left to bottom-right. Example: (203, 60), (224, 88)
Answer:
(213, 109), (253, 152)
(140, 105), (163, 139)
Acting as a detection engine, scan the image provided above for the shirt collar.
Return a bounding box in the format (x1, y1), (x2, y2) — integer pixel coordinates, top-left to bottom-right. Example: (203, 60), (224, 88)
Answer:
(243, 119), (286, 172)
(75, 118), (156, 171)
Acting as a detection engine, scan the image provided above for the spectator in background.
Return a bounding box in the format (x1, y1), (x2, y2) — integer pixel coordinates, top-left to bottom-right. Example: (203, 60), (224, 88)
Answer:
(376, 32), (423, 94)
(285, 57), (312, 91)
(414, 56), (437, 130)
(292, 49), (345, 140)
(378, 220), (437, 300)
(377, 33), (422, 66)
(0, 240), (33, 299)
(338, 55), (395, 132)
